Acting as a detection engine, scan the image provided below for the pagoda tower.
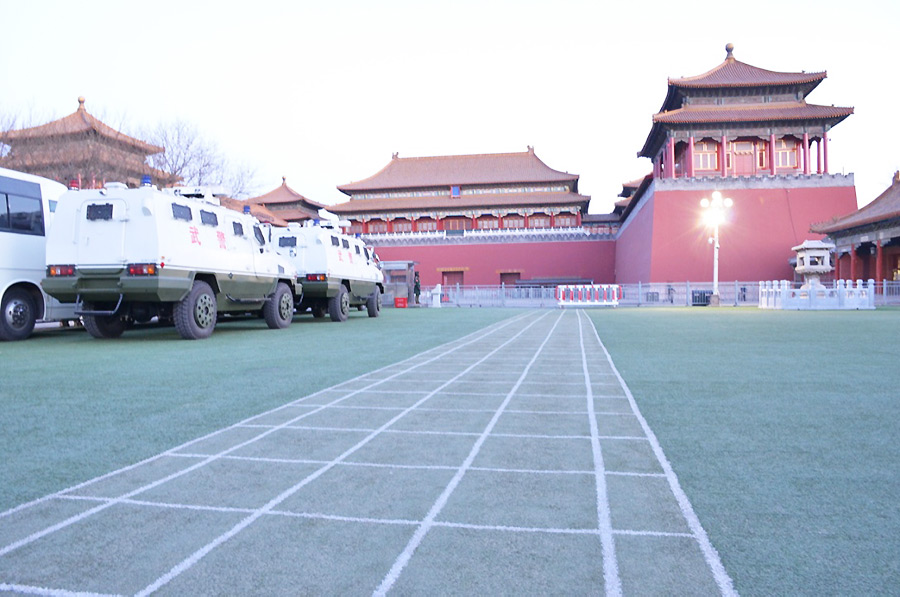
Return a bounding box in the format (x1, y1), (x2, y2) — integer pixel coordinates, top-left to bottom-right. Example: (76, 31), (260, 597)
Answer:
(617, 44), (858, 284)
(0, 97), (178, 188)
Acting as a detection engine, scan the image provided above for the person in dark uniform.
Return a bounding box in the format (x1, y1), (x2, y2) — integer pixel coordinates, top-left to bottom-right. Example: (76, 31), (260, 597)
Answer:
(413, 272), (421, 304)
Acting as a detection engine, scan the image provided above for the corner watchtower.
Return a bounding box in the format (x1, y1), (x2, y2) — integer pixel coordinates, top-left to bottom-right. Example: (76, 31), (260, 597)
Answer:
(638, 43), (853, 180)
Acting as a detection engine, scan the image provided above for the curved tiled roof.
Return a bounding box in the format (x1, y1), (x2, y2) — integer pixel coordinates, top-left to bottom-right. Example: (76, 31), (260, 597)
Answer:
(219, 197), (288, 227)
(653, 102), (853, 124)
(338, 148), (578, 193)
(812, 173), (900, 234)
(328, 191), (590, 214)
(670, 57), (825, 90)
(1, 97), (163, 155)
(246, 177), (325, 208)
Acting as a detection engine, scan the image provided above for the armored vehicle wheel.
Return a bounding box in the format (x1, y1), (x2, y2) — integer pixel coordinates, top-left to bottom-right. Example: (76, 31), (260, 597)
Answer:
(82, 309), (127, 339)
(329, 285), (350, 322)
(0, 288), (37, 341)
(264, 282), (294, 329)
(174, 280), (217, 340)
(311, 304), (327, 318)
(366, 288), (381, 318)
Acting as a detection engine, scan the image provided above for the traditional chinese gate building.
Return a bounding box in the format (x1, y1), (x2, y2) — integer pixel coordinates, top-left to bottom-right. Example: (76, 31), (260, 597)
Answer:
(329, 148), (616, 287)
(617, 44), (858, 283)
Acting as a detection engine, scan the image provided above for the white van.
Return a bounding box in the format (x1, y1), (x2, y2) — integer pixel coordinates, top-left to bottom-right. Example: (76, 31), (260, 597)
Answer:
(43, 183), (301, 339)
(270, 220), (384, 321)
(0, 167), (77, 341)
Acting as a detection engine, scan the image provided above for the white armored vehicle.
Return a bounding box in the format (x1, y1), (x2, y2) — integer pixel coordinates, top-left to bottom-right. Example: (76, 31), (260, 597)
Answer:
(43, 183), (301, 339)
(0, 167), (78, 341)
(270, 219), (384, 321)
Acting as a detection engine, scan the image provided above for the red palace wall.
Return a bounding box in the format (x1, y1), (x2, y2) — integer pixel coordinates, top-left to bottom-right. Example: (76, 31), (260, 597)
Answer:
(624, 180), (858, 283)
(614, 193), (655, 284)
(374, 239), (616, 286)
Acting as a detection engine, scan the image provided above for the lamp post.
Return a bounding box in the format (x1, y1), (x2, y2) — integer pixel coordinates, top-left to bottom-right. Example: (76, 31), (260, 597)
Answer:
(700, 191), (733, 305)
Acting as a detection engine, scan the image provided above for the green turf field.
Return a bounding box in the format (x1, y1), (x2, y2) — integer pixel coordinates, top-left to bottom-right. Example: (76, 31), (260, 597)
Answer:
(586, 307), (900, 596)
(0, 309), (516, 511)
(1, 306), (897, 595)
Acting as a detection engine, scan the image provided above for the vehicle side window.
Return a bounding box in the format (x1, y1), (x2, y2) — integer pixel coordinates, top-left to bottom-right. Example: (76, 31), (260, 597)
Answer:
(331, 236), (340, 247)
(232, 221), (244, 236)
(253, 225), (265, 246)
(172, 203), (192, 221)
(363, 248), (370, 260)
(279, 236), (297, 247)
(341, 239), (350, 249)
(355, 245), (361, 254)
(86, 203), (113, 221)
(200, 210), (218, 226)
(2, 193), (44, 235)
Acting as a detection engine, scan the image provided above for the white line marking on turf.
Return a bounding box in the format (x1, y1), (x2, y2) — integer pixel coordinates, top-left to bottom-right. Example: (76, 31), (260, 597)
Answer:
(0, 312), (534, 559)
(612, 529), (694, 538)
(59, 487), (690, 540)
(577, 311), (622, 597)
(582, 312), (738, 597)
(373, 311), (566, 596)
(134, 312), (555, 596)
(0, 584), (121, 597)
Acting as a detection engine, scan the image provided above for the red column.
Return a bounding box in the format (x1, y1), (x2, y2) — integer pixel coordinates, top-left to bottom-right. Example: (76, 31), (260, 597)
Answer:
(876, 240), (884, 282)
(687, 136), (696, 178)
(850, 246), (857, 281)
(802, 133), (811, 175)
(576, 212), (582, 226)
(823, 132), (829, 174)
(719, 135), (727, 177)
(817, 138), (823, 174)
(834, 251), (841, 280)
(666, 138), (676, 178)
(769, 134), (777, 175)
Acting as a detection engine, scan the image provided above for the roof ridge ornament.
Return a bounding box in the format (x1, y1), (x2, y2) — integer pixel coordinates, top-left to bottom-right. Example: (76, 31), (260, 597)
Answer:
(77, 96), (86, 109)
(725, 43), (734, 60)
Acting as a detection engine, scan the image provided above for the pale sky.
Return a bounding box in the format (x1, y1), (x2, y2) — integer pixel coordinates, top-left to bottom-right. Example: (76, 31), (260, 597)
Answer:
(2, 0), (897, 213)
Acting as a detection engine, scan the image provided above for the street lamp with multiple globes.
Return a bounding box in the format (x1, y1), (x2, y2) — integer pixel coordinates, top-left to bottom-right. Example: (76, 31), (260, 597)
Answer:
(699, 191), (733, 304)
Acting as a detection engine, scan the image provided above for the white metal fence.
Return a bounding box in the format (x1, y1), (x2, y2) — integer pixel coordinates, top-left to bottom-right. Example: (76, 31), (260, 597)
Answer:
(408, 281), (900, 308)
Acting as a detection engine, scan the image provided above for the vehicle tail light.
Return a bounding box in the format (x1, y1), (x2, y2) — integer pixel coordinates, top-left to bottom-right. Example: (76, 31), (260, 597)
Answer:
(128, 263), (159, 276)
(47, 265), (75, 277)
(306, 274), (326, 281)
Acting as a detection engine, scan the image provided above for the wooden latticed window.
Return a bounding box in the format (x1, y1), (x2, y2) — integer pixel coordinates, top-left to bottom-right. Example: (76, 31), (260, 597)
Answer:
(392, 219), (412, 233)
(416, 218), (437, 231)
(367, 220), (388, 233)
(776, 138), (798, 168)
(555, 214), (576, 227)
(693, 140), (718, 171)
(502, 216), (525, 229)
(528, 215), (551, 228)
